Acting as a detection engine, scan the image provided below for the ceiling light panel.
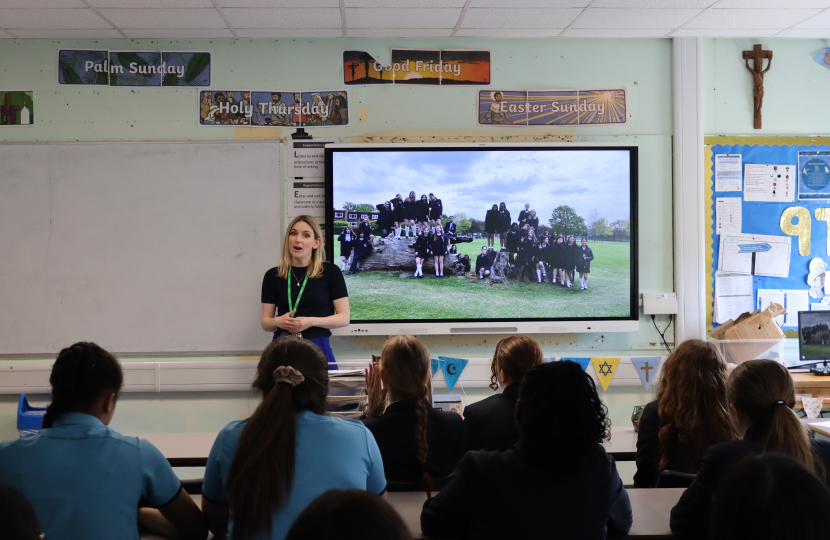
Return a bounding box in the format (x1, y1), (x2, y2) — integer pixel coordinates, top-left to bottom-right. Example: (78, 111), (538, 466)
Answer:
(0, 8), (111, 28)
(591, 0), (715, 6)
(684, 8), (821, 28)
(218, 0), (339, 6)
(775, 28), (830, 37)
(454, 28), (563, 35)
(0, 0), (86, 7)
(122, 28), (235, 37)
(88, 0), (213, 7)
(670, 28), (777, 36)
(462, 8), (582, 28)
(561, 27), (672, 36)
(346, 7), (462, 28)
(469, 0), (589, 6)
(573, 8), (701, 27)
(349, 28), (453, 36)
(712, 0), (830, 7)
(235, 28), (343, 36)
(224, 7), (341, 28)
(12, 28), (124, 37)
(347, 0), (465, 6)
(98, 8), (226, 27)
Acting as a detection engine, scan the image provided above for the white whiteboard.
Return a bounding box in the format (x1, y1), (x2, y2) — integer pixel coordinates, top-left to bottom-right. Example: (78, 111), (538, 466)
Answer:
(0, 142), (282, 355)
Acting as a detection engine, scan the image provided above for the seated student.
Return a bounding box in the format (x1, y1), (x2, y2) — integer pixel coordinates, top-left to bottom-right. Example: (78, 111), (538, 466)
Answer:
(201, 338), (385, 540)
(710, 454), (830, 540)
(285, 489), (413, 540)
(475, 245), (492, 280)
(347, 231), (373, 275)
(670, 359), (830, 539)
(0, 484), (42, 540)
(634, 339), (736, 488)
(362, 335), (463, 495)
(462, 335), (544, 452)
(0, 342), (206, 540)
(421, 361), (632, 540)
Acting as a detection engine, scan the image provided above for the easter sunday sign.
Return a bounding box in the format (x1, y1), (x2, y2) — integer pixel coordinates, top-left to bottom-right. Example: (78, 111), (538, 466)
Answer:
(58, 50), (211, 87)
(478, 88), (628, 126)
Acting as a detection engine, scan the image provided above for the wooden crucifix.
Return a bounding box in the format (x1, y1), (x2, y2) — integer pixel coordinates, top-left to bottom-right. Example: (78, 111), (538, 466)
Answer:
(742, 44), (773, 129)
(0, 92), (20, 125)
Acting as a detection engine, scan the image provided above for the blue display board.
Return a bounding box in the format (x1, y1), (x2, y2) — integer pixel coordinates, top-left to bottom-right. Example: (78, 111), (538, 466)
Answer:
(710, 143), (830, 329)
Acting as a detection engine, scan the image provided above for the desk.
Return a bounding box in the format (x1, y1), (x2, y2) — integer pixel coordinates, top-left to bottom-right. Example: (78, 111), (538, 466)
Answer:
(138, 427), (640, 467)
(803, 417), (830, 438)
(134, 433), (217, 467)
(792, 373), (830, 399)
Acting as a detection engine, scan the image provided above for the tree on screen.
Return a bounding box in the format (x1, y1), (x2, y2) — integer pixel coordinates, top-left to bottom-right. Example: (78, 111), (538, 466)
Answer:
(611, 217), (631, 241)
(548, 205), (586, 237)
(342, 202), (375, 212)
(592, 217), (612, 240)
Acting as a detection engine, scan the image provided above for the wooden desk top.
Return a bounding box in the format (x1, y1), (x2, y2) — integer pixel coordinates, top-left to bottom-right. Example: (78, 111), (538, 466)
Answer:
(137, 427), (640, 467)
(803, 418), (830, 438)
(792, 373), (830, 387)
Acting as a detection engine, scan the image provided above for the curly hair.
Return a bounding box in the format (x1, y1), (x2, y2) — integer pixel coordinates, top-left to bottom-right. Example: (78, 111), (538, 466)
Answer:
(489, 335), (545, 391)
(654, 339), (737, 474)
(519, 360), (610, 475)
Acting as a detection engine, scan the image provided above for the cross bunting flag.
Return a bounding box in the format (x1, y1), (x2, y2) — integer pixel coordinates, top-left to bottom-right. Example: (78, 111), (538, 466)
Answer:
(430, 358), (445, 377)
(438, 356), (469, 392)
(591, 357), (621, 391)
(562, 357), (591, 371)
(631, 356), (662, 391)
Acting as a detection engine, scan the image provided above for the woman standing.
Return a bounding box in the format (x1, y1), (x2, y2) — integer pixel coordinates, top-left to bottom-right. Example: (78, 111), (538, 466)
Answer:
(553, 235), (567, 287)
(526, 210), (539, 232)
(391, 194), (405, 239)
(415, 195), (430, 237)
(375, 201), (394, 239)
(497, 202), (511, 249)
(484, 204), (499, 248)
(429, 226), (449, 278)
(402, 191), (417, 238)
(348, 232), (373, 275)
(260, 215), (350, 367)
(517, 228), (536, 284)
(413, 227), (430, 279)
(564, 235), (578, 288)
(534, 235), (551, 284)
(428, 194), (443, 231)
(576, 238), (595, 290)
(336, 226), (354, 272)
(505, 223), (520, 267)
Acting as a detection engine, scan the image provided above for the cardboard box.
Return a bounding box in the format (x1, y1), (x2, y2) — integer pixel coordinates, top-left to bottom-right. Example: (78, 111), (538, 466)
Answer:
(710, 303), (786, 364)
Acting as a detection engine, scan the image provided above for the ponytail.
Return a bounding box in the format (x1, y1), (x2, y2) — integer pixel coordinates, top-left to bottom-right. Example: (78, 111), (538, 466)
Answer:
(43, 342), (123, 429)
(489, 335), (544, 391)
(728, 360), (822, 478)
(413, 388), (433, 498)
(225, 339), (329, 538)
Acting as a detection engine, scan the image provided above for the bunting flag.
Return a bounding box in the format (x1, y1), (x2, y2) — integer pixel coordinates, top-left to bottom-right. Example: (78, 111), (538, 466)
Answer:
(631, 356), (662, 391)
(430, 358), (445, 377)
(591, 357), (621, 391)
(438, 356), (469, 392)
(562, 357), (591, 371)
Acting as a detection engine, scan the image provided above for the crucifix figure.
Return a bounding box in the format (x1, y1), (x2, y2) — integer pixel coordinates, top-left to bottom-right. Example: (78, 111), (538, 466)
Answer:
(0, 92), (21, 125)
(640, 362), (652, 383)
(742, 44), (773, 129)
(346, 62), (359, 82)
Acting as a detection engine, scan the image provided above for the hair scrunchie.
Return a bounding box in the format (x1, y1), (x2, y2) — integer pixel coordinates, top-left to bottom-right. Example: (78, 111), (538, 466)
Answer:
(773, 400), (787, 407)
(273, 366), (305, 387)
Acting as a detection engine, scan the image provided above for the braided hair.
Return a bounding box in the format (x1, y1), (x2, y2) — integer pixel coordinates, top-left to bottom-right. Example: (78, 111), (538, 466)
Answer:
(379, 335), (433, 497)
(489, 335), (544, 391)
(42, 342), (123, 429)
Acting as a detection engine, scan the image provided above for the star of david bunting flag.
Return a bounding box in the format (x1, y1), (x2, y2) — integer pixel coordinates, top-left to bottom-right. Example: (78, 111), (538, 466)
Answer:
(591, 357), (621, 391)
(631, 357), (662, 391)
(438, 356), (469, 392)
(430, 358), (445, 377)
(562, 357), (591, 371)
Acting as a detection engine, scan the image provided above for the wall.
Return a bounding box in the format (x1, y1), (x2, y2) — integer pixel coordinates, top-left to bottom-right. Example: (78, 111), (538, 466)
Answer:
(0, 37), (674, 480)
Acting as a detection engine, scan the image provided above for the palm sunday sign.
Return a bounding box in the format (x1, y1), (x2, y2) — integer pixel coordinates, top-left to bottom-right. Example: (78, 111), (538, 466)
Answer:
(58, 50), (211, 87)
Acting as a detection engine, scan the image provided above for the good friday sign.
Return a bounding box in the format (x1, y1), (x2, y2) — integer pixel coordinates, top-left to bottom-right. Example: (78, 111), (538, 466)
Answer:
(344, 49), (490, 86)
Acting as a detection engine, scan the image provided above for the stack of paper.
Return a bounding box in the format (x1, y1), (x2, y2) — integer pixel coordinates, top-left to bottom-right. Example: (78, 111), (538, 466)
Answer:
(718, 234), (791, 278)
(714, 272), (753, 324)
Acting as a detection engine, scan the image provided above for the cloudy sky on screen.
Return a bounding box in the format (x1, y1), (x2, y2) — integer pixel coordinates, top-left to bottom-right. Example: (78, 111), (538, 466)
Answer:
(332, 149), (632, 224)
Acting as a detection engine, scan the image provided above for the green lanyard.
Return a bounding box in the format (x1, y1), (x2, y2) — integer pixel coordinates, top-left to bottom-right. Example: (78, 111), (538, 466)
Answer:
(288, 272), (309, 316)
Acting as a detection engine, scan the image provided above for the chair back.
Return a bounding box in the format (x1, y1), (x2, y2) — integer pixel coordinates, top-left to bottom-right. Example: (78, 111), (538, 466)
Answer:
(655, 470), (696, 488)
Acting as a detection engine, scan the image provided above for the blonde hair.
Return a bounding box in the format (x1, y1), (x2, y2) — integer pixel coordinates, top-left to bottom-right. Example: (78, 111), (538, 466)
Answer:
(278, 216), (325, 280)
(380, 335), (433, 497)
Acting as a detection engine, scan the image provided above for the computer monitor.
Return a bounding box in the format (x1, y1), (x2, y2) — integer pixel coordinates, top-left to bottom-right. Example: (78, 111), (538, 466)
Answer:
(798, 311), (830, 366)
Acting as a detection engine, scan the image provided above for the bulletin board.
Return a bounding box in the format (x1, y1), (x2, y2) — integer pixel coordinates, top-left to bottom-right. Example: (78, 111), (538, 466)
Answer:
(705, 136), (830, 337)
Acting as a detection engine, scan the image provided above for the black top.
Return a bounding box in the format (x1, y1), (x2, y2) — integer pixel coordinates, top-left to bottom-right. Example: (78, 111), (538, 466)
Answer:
(375, 204), (393, 228)
(475, 252), (492, 272)
(462, 384), (520, 452)
(484, 209), (499, 233)
(428, 198), (443, 219)
(535, 242), (551, 263)
(391, 197), (405, 221)
(444, 221), (456, 236)
(634, 400), (685, 488)
(336, 231), (354, 257)
(576, 245), (595, 272)
(260, 262), (348, 339)
(670, 422), (830, 539)
(357, 221), (372, 239)
(360, 400), (464, 483)
(526, 216), (539, 230)
(421, 443), (632, 540)
(505, 230), (520, 252)
(430, 235), (448, 255)
(518, 209), (531, 226)
(414, 199), (430, 222)
(401, 197), (417, 219)
(498, 209), (511, 231)
(414, 235), (430, 257)
(551, 242), (567, 267)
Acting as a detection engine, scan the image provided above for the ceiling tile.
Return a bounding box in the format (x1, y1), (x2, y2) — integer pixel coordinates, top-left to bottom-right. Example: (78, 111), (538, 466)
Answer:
(462, 8), (582, 28)
(454, 28), (563, 36)
(793, 9), (830, 28)
(225, 8), (341, 28)
(592, 0), (714, 6)
(670, 28), (776, 36)
(346, 7), (461, 28)
(573, 8), (701, 28)
(12, 28), (124, 37)
(235, 28), (343, 36)
(89, 0), (213, 7)
(683, 8), (821, 28)
(561, 27), (672, 36)
(97, 8), (227, 28)
(347, 0), (465, 6)
(712, 0), (830, 7)
(469, 0), (589, 6)
(775, 28), (830, 37)
(0, 0), (86, 7)
(218, 0), (338, 6)
(122, 28), (235, 37)
(0, 8), (111, 28)
(349, 28), (452, 36)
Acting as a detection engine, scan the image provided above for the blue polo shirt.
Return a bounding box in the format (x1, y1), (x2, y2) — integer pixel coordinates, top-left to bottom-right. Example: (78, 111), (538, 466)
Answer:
(203, 409), (386, 540)
(0, 412), (181, 540)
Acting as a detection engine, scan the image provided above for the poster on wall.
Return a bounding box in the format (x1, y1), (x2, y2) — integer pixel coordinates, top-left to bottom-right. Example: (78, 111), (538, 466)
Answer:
(478, 88), (627, 126)
(798, 150), (830, 200)
(343, 49), (490, 86)
(199, 90), (348, 127)
(0, 91), (34, 126)
(58, 50), (211, 87)
(288, 139), (338, 216)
